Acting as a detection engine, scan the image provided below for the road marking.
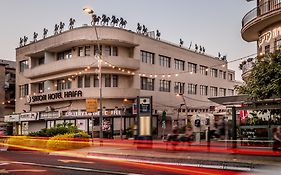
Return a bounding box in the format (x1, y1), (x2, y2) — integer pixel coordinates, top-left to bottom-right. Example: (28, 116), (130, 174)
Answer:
(10, 161), (141, 175)
(58, 159), (94, 164)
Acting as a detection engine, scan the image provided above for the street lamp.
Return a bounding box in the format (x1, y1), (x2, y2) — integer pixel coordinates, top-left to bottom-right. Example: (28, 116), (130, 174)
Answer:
(176, 93), (190, 127)
(83, 7), (103, 139)
(177, 103), (185, 125)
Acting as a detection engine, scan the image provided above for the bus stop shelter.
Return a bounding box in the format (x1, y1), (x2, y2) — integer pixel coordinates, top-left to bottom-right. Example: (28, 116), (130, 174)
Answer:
(209, 95), (281, 143)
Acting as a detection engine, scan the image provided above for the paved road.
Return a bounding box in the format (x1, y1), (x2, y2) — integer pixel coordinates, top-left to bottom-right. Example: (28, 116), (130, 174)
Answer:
(0, 151), (243, 175)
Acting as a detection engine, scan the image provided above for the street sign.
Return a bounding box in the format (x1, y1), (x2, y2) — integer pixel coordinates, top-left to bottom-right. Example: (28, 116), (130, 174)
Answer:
(86, 98), (98, 112)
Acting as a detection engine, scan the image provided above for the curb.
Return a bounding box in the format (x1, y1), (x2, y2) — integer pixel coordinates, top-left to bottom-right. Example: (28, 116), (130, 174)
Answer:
(87, 152), (258, 172)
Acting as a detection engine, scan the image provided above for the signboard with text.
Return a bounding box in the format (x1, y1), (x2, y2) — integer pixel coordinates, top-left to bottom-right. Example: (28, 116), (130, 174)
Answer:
(27, 90), (83, 104)
(20, 113), (38, 121)
(86, 98), (98, 112)
(4, 114), (20, 122)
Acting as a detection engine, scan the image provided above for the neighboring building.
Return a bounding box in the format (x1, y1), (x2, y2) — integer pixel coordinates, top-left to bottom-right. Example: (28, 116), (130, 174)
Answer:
(241, 0), (281, 79)
(13, 25), (238, 136)
(0, 59), (16, 135)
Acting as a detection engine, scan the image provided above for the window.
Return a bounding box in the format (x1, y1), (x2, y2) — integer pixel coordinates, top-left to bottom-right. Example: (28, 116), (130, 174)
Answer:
(219, 88), (226, 96)
(79, 46), (91, 56)
(199, 65), (208, 75)
(223, 72), (226, 79)
(38, 82), (45, 93)
(38, 57), (44, 65)
(141, 77), (154, 91)
(85, 46), (90, 56)
(19, 60), (29, 72)
(174, 59), (185, 70)
(78, 76), (83, 88)
(188, 62), (197, 73)
(174, 82), (185, 94)
(141, 50), (154, 64)
(19, 84), (28, 97)
(159, 80), (171, 92)
(57, 50), (72, 60)
(159, 55), (171, 68)
(219, 70), (224, 79)
(210, 86), (218, 96)
(211, 68), (218, 78)
(112, 75), (118, 87)
(112, 46), (118, 56)
(228, 73), (234, 81)
(105, 74), (111, 87)
(104, 46), (118, 56)
(228, 89), (234, 96)
(94, 45), (102, 56)
(265, 45), (270, 54)
(188, 84), (197, 95)
(57, 79), (71, 90)
(275, 39), (281, 51)
(93, 74), (99, 87)
(200, 85), (208, 96)
(84, 75), (91, 88)
(78, 47), (84, 57)
(104, 45), (111, 56)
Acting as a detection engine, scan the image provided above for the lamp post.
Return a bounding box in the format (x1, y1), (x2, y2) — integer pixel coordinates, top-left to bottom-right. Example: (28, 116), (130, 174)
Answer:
(176, 93), (190, 126)
(83, 7), (103, 139)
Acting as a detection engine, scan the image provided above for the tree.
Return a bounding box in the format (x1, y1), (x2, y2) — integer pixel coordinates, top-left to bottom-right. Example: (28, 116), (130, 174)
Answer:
(236, 52), (281, 99)
(236, 52), (281, 115)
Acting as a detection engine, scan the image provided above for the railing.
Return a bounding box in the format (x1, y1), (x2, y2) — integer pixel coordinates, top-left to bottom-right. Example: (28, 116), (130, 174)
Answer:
(242, 0), (281, 27)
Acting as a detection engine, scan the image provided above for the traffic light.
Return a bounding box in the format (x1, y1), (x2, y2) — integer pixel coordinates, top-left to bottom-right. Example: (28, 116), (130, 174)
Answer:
(161, 111), (166, 122)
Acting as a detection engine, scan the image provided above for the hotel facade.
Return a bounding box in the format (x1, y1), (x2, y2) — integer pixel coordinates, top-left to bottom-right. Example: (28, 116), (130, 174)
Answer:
(11, 25), (238, 136)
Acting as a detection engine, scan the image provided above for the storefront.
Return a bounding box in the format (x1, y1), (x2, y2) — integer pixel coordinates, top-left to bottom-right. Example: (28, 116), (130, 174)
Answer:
(4, 114), (20, 135)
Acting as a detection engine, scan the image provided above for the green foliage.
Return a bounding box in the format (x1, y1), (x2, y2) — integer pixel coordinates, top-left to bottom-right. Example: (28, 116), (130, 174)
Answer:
(125, 126), (133, 138)
(236, 53), (281, 115)
(236, 53), (281, 100)
(29, 123), (80, 137)
(47, 132), (90, 151)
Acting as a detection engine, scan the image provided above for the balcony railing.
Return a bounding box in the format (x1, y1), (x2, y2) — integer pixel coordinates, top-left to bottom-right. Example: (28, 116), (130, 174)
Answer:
(242, 0), (281, 27)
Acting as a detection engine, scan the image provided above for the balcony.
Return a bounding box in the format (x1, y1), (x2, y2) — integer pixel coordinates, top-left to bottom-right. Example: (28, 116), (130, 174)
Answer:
(24, 56), (139, 79)
(240, 58), (255, 81)
(241, 0), (281, 42)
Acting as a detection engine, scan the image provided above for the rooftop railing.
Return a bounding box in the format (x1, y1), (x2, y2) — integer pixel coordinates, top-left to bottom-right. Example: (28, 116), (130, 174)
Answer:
(242, 0), (281, 27)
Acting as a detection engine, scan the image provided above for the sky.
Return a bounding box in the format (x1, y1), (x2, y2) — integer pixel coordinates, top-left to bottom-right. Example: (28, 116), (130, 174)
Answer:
(0, 0), (256, 81)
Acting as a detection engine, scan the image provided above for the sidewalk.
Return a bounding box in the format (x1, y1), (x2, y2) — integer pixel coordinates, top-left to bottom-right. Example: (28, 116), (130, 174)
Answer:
(50, 140), (281, 171)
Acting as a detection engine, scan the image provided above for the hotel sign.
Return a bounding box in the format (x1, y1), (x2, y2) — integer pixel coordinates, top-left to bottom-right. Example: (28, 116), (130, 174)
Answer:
(4, 114), (20, 122)
(20, 112), (38, 121)
(259, 26), (281, 47)
(27, 90), (83, 103)
(40, 111), (60, 120)
(65, 110), (122, 117)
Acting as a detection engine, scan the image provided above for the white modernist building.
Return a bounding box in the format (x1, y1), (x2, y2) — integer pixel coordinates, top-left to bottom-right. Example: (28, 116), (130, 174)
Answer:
(12, 25), (239, 137)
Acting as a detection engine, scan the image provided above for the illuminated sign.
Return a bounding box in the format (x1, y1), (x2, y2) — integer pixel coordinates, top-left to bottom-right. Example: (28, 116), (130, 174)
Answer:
(27, 90), (82, 103)
(20, 112), (38, 121)
(259, 26), (281, 47)
(65, 109), (122, 117)
(4, 114), (20, 122)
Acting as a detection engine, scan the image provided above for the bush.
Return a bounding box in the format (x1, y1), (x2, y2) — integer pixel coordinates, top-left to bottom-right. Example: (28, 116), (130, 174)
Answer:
(29, 123), (80, 137)
(126, 127), (133, 138)
(47, 132), (90, 151)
